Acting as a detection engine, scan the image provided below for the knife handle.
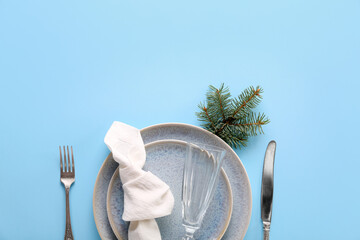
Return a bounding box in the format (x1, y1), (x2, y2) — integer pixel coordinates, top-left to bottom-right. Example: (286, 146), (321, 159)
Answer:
(263, 222), (270, 240)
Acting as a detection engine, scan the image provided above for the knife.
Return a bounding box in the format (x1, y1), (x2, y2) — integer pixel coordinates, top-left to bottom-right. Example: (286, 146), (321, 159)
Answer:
(261, 140), (276, 240)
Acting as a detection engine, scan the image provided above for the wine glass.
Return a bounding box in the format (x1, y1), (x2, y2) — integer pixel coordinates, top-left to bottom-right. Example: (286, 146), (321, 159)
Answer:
(181, 143), (226, 240)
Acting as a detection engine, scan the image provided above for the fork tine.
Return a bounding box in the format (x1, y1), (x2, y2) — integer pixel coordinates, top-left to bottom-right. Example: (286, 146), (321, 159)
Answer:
(59, 146), (63, 172)
(71, 146), (75, 173)
(63, 146), (67, 172)
(67, 145), (71, 172)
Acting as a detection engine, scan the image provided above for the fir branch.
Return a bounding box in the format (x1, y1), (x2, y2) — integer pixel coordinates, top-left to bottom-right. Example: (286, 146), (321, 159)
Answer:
(231, 86), (263, 119)
(233, 112), (270, 136)
(203, 105), (217, 130)
(217, 90), (226, 119)
(206, 84), (232, 123)
(196, 84), (269, 149)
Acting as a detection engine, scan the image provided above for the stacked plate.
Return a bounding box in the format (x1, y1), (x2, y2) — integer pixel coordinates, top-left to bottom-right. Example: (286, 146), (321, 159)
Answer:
(93, 123), (252, 240)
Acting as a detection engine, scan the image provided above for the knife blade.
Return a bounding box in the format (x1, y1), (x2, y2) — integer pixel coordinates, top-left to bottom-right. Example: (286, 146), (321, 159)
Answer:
(261, 140), (276, 240)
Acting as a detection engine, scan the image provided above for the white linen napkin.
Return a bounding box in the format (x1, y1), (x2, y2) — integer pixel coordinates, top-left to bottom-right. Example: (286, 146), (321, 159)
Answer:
(104, 121), (174, 240)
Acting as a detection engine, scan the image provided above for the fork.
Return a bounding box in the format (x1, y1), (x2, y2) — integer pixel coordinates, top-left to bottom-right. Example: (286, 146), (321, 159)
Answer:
(60, 146), (75, 240)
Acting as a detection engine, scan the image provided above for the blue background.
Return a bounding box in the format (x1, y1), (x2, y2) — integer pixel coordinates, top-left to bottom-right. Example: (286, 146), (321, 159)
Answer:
(0, 0), (359, 239)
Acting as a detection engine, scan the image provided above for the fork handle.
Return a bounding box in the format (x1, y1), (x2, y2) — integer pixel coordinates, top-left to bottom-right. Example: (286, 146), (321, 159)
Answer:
(65, 187), (74, 240)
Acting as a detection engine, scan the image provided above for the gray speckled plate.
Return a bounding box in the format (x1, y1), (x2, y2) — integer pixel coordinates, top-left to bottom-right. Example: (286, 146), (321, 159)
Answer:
(107, 140), (233, 240)
(93, 123), (252, 240)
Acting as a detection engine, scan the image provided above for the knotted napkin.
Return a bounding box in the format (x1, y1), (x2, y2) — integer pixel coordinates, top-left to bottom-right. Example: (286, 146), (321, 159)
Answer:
(104, 121), (174, 240)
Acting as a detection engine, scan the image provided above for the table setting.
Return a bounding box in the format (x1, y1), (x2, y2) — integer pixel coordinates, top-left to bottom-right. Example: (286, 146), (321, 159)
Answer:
(52, 83), (273, 240)
(1, 1), (359, 239)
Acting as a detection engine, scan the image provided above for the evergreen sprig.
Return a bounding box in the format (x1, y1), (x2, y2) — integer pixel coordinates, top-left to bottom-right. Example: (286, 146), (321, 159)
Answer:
(196, 83), (269, 149)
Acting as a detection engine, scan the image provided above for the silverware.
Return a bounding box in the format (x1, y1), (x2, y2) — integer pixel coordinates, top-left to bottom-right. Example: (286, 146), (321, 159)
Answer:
(60, 146), (75, 240)
(261, 140), (276, 240)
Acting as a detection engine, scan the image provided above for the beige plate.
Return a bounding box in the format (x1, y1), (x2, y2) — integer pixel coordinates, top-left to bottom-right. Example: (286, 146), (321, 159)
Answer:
(93, 123), (252, 240)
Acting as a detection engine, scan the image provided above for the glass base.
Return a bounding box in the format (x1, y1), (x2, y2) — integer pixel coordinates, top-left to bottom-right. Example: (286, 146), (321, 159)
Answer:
(182, 225), (198, 240)
(182, 237), (194, 240)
